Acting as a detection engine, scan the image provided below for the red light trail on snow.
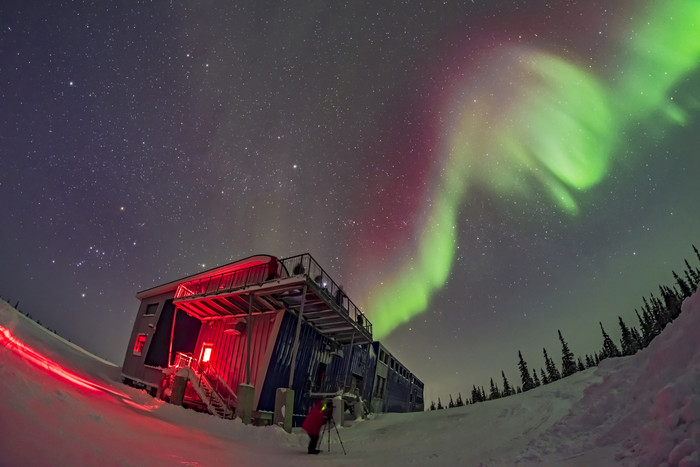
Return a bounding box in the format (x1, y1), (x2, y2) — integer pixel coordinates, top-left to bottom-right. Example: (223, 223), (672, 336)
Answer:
(0, 324), (127, 397)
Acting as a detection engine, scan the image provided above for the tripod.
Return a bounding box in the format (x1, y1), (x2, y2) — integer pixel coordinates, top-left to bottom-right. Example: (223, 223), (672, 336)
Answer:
(319, 412), (347, 455)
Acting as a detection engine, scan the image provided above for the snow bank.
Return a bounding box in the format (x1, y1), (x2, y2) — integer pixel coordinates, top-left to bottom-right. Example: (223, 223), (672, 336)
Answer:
(518, 287), (700, 466)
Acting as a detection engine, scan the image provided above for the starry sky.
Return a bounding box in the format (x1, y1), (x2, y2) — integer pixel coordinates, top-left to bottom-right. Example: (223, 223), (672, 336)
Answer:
(2, 1), (699, 403)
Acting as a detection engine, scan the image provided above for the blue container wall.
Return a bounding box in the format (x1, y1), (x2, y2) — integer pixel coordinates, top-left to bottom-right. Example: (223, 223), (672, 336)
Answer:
(363, 344), (378, 400)
(258, 311), (332, 423)
(385, 369), (412, 412)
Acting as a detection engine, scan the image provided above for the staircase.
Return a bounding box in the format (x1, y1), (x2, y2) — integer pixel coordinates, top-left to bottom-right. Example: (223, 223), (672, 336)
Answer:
(173, 353), (237, 419)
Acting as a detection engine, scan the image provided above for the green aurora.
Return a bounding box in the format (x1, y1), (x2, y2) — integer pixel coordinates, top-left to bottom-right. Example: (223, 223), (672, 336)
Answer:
(369, 0), (700, 339)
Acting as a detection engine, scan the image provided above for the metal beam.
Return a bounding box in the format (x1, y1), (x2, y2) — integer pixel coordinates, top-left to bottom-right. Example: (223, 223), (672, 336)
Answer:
(287, 283), (308, 388)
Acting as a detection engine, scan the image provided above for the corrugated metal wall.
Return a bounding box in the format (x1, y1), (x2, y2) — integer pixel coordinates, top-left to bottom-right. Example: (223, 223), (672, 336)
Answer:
(195, 313), (277, 393)
(258, 310), (332, 419)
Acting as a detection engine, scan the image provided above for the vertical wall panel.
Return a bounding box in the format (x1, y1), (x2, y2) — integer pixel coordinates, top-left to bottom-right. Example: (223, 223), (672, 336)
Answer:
(193, 313), (277, 395)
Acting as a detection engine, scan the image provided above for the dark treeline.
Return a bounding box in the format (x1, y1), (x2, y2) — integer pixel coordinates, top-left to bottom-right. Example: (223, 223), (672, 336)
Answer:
(0, 296), (69, 341)
(429, 245), (700, 411)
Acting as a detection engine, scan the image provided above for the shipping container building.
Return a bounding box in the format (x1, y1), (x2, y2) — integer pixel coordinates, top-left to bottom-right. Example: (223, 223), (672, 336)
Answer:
(121, 253), (424, 427)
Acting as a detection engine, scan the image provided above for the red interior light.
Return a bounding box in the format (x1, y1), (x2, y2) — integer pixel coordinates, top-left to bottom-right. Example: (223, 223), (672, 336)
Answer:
(200, 344), (213, 364)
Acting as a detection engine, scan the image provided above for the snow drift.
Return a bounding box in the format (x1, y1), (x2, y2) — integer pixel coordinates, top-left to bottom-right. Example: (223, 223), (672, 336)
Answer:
(0, 288), (699, 466)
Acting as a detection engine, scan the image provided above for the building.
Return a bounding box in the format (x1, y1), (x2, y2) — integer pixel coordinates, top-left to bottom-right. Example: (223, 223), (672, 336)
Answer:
(121, 253), (424, 429)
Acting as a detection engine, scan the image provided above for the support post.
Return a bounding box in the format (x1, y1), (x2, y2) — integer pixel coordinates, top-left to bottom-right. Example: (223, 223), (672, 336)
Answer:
(274, 387), (295, 433)
(287, 283), (308, 388)
(245, 293), (253, 384)
(238, 293), (255, 424)
(342, 331), (356, 393)
(168, 306), (177, 367)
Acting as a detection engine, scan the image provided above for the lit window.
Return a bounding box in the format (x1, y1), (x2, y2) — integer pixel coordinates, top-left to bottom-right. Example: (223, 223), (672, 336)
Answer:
(200, 343), (213, 364)
(133, 334), (147, 355)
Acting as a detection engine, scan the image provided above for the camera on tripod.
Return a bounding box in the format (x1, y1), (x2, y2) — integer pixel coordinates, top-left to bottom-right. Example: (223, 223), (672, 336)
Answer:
(324, 399), (334, 420)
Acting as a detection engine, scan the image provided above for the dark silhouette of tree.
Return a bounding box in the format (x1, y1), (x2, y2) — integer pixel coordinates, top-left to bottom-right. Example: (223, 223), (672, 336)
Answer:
(558, 330), (577, 377)
(471, 385), (479, 403)
(642, 296), (665, 335)
(480, 386), (487, 402)
(618, 316), (639, 356)
(636, 308), (655, 346)
(449, 394), (455, 408)
(532, 369), (541, 387)
(585, 354), (595, 368)
(437, 397), (444, 410)
(430, 401), (436, 411)
(544, 348), (561, 382)
(630, 326), (644, 350)
(695, 245), (700, 263)
(517, 351), (535, 392)
(456, 392), (464, 407)
(489, 378), (500, 400)
(577, 357), (585, 371)
(501, 370), (513, 397)
(684, 259), (699, 289)
(673, 270), (692, 298)
(540, 368), (549, 385)
(600, 322), (621, 359)
(661, 285), (682, 321)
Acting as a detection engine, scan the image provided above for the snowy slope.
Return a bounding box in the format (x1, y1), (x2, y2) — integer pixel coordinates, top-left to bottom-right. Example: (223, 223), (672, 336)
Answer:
(1, 291), (699, 466)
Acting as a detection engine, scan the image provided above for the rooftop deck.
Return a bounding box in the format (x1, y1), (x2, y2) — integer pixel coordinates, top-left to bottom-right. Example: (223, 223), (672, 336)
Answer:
(172, 253), (372, 345)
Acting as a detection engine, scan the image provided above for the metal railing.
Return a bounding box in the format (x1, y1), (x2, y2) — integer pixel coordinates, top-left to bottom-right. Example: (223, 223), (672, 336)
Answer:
(175, 263), (271, 299)
(173, 352), (237, 418)
(172, 253), (373, 338)
(280, 253), (373, 338)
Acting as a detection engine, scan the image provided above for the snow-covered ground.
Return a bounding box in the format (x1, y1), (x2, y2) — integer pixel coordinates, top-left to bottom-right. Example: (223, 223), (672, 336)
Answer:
(1, 291), (699, 466)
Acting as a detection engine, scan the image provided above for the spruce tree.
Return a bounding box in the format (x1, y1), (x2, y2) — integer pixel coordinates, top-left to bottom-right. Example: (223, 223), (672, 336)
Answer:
(577, 357), (585, 371)
(449, 394), (455, 408)
(489, 378), (500, 400)
(600, 322), (621, 359)
(471, 385), (480, 404)
(437, 397), (444, 410)
(660, 285), (682, 321)
(673, 271), (692, 298)
(630, 327), (644, 350)
(585, 354), (595, 368)
(480, 386), (487, 402)
(684, 259), (699, 289)
(456, 392), (464, 407)
(544, 348), (561, 382)
(501, 370), (513, 397)
(430, 401), (436, 411)
(618, 316), (639, 356)
(650, 293), (670, 329)
(540, 368), (549, 385)
(558, 330), (577, 377)
(518, 350), (535, 392)
(532, 369), (541, 387)
(695, 245), (700, 263)
(635, 309), (653, 347)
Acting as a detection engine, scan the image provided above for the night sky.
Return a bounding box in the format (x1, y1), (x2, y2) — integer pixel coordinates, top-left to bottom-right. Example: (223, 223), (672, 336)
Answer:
(2, 1), (699, 403)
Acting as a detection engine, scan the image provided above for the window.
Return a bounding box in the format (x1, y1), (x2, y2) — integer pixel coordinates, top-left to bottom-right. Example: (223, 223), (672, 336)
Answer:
(144, 303), (158, 316)
(199, 343), (213, 364)
(133, 334), (147, 356)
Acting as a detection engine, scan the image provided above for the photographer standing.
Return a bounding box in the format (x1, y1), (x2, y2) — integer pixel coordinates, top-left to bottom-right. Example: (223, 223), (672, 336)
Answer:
(302, 399), (330, 454)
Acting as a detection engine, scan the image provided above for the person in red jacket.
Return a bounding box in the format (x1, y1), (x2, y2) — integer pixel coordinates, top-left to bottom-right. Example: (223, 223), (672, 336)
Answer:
(302, 399), (330, 454)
